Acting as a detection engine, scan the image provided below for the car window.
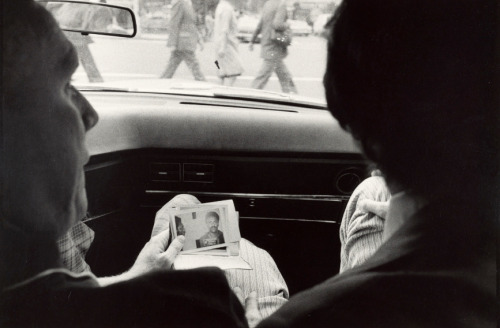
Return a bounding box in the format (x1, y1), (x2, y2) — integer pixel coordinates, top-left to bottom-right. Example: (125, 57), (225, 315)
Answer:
(52, 0), (341, 103)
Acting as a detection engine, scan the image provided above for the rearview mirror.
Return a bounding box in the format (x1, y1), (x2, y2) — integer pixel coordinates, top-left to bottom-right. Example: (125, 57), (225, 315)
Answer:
(38, 1), (137, 38)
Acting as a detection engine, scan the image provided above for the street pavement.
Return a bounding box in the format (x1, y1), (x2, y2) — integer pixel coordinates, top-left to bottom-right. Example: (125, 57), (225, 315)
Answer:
(74, 34), (328, 101)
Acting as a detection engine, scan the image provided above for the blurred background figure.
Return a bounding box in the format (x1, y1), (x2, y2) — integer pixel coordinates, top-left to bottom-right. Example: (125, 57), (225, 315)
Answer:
(52, 1), (115, 82)
(85, 0), (115, 32)
(249, 0), (297, 94)
(175, 216), (186, 236)
(204, 13), (215, 41)
(161, 0), (206, 81)
(214, 0), (244, 86)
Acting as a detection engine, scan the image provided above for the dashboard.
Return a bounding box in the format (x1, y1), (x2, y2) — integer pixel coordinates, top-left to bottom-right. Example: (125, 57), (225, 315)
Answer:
(81, 91), (368, 294)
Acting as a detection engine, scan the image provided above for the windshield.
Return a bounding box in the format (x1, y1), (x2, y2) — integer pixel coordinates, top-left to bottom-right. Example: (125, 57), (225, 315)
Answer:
(51, 0), (339, 104)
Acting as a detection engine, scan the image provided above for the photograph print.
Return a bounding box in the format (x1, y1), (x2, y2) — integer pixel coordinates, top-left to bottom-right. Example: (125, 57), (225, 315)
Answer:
(170, 205), (232, 253)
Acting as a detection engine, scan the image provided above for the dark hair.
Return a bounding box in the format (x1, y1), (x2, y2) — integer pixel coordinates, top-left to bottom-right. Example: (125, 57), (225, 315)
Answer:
(324, 0), (497, 200)
(205, 211), (219, 221)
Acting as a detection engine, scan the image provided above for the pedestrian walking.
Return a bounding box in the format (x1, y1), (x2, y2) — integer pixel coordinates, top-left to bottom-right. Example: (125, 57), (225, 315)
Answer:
(205, 14), (214, 41)
(55, 3), (106, 82)
(161, 0), (206, 81)
(249, 0), (297, 94)
(214, 0), (244, 86)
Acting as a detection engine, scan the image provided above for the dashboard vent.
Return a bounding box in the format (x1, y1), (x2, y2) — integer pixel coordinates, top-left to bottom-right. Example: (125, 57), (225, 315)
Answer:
(336, 168), (363, 194)
(150, 163), (181, 182)
(183, 163), (214, 183)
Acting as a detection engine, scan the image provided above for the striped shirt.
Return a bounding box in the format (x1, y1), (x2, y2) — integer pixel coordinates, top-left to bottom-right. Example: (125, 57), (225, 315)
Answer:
(225, 238), (289, 319)
(339, 176), (391, 273)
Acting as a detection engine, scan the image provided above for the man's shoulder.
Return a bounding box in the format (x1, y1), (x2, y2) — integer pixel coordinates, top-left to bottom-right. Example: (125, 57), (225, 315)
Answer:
(257, 271), (388, 327)
(260, 267), (496, 327)
(2, 268), (246, 327)
(352, 176), (389, 200)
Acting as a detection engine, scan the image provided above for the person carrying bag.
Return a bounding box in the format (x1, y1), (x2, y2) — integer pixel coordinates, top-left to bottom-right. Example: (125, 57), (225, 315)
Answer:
(270, 0), (292, 47)
(249, 0), (297, 94)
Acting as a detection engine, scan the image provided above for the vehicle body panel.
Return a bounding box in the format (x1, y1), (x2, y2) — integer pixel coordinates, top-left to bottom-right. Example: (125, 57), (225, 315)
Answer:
(83, 90), (357, 156)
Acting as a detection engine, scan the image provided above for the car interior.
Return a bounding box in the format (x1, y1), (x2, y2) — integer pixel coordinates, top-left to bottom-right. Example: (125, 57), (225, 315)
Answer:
(82, 90), (368, 295)
(40, 0), (370, 296)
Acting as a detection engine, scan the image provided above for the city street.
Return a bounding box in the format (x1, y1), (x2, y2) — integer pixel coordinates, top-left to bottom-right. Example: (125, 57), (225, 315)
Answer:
(74, 34), (328, 101)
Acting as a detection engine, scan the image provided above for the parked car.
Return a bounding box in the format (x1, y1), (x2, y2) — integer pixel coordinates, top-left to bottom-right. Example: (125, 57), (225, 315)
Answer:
(141, 11), (169, 34)
(313, 13), (332, 37)
(289, 19), (312, 36)
(237, 14), (260, 43)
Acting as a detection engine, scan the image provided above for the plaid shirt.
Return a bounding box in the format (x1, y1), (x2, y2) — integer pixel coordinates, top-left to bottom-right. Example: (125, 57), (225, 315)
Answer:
(56, 221), (94, 273)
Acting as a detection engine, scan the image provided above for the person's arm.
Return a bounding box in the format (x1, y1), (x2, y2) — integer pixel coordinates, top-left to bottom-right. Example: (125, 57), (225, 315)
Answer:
(197, 30), (205, 50)
(98, 194), (199, 286)
(97, 231), (185, 286)
(249, 18), (263, 51)
(340, 204), (384, 272)
(8, 267), (248, 328)
(218, 8), (232, 57)
(339, 176), (390, 273)
(168, 1), (183, 49)
(57, 195), (198, 286)
(225, 239), (289, 324)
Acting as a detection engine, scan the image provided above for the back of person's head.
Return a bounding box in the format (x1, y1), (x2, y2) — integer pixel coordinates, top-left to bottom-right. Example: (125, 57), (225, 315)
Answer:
(3, 1), (55, 93)
(324, 0), (497, 203)
(2, 0), (50, 218)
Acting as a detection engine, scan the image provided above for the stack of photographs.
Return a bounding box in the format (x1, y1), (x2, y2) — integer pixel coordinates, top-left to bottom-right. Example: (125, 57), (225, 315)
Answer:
(169, 200), (242, 256)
